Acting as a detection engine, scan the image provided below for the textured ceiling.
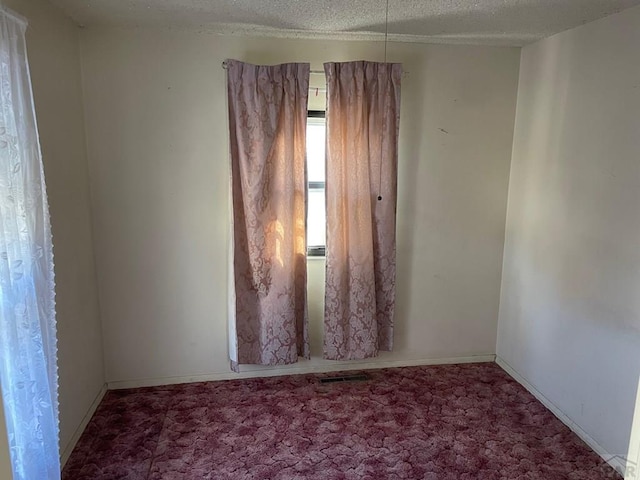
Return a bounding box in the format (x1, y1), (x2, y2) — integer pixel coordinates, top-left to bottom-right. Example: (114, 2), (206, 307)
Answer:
(48, 0), (640, 46)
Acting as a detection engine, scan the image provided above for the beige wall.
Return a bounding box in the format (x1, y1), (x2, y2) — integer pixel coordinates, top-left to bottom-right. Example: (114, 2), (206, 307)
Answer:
(498, 4), (640, 462)
(2, 0), (104, 460)
(80, 28), (520, 385)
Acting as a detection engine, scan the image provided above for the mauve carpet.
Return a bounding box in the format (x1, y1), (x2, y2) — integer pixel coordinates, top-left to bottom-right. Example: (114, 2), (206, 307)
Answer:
(62, 363), (621, 479)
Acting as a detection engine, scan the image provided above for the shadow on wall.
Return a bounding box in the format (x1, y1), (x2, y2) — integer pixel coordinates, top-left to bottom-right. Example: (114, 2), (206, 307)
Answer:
(514, 29), (576, 374)
(394, 52), (424, 352)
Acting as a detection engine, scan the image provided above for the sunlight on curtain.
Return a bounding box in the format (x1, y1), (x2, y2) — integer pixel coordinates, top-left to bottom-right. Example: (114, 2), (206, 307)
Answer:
(323, 61), (402, 360)
(0, 7), (61, 480)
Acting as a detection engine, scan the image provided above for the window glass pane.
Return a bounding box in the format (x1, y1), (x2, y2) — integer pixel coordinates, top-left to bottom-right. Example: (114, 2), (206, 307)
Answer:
(307, 189), (326, 247)
(307, 121), (325, 183)
(307, 115), (325, 253)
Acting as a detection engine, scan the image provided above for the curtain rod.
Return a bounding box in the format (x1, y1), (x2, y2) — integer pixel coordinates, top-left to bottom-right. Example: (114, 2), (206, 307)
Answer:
(221, 61), (324, 74)
(221, 62), (406, 76)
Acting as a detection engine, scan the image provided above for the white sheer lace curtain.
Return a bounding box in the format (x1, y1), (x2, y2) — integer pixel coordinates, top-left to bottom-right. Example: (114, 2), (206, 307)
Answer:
(0, 7), (61, 480)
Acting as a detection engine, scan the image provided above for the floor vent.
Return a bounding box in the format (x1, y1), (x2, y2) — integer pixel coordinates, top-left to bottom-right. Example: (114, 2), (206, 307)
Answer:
(319, 374), (370, 384)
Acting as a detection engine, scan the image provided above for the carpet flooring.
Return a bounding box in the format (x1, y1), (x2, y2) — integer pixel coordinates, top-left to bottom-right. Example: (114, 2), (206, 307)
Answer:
(62, 363), (622, 479)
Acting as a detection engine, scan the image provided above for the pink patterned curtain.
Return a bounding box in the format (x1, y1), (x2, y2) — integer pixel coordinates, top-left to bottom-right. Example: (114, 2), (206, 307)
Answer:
(227, 60), (310, 368)
(323, 61), (402, 360)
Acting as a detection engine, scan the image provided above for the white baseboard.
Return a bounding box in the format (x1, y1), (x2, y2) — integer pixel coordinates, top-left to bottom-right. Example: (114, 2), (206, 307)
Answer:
(107, 354), (496, 390)
(496, 356), (626, 474)
(60, 383), (107, 468)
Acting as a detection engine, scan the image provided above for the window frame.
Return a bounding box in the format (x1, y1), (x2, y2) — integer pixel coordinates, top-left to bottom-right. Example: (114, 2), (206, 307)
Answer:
(306, 110), (326, 257)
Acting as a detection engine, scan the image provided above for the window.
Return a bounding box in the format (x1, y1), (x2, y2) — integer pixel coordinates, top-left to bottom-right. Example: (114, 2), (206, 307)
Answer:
(307, 110), (326, 257)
